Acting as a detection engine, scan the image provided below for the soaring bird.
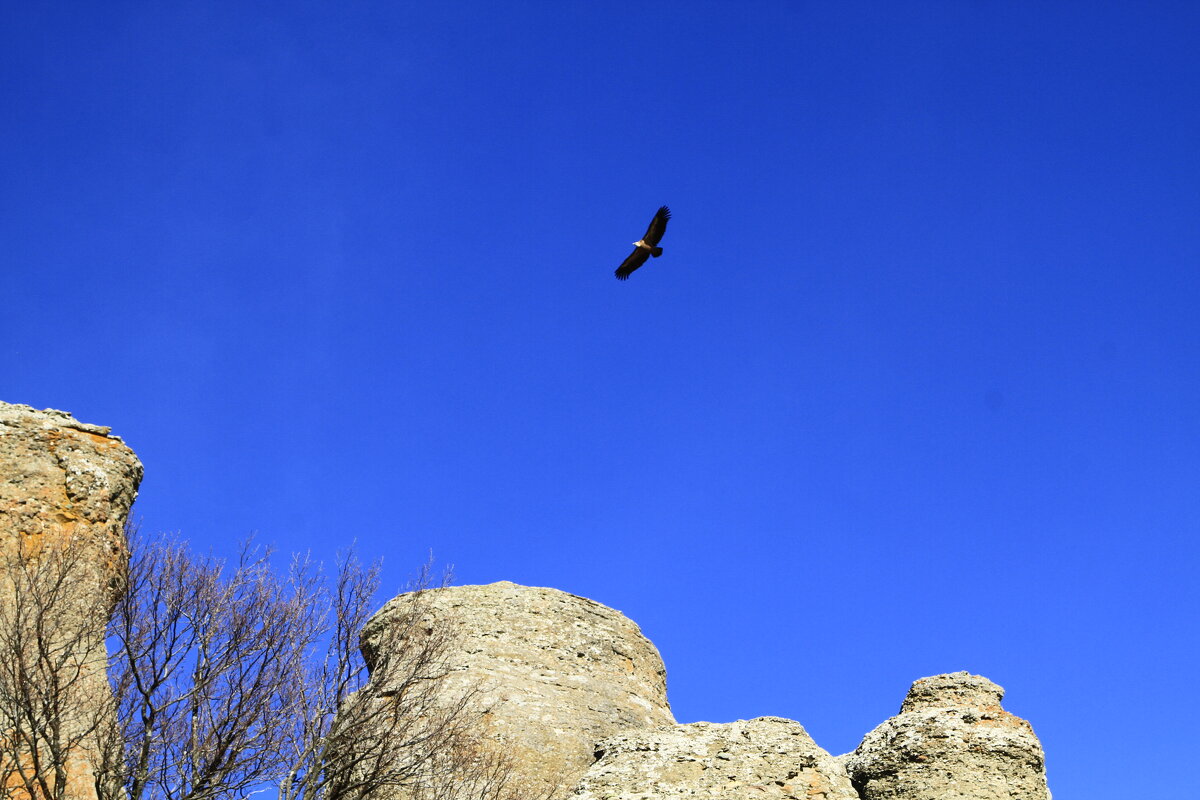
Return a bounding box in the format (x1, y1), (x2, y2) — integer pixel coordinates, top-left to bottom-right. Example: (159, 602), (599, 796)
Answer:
(615, 206), (671, 280)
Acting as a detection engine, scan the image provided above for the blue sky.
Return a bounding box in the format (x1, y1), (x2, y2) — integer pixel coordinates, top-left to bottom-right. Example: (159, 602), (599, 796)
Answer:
(3, 2), (1198, 796)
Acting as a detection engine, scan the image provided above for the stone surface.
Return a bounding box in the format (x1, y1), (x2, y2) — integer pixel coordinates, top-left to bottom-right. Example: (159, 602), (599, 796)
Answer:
(0, 402), (142, 800)
(355, 581), (675, 797)
(845, 672), (1051, 800)
(0, 403), (141, 572)
(573, 716), (858, 800)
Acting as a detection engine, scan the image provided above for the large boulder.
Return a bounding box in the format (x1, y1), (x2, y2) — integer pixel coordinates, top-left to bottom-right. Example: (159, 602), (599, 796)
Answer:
(845, 672), (1051, 800)
(573, 716), (858, 800)
(351, 581), (675, 797)
(0, 403), (142, 800)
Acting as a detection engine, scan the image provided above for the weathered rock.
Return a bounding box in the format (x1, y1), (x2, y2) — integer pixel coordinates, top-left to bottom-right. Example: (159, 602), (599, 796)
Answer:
(1, 404), (141, 567)
(353, 581), (675, 797)
(573, 716), (858, 800)
(845, 672), (1051, 800)
(0, 402), (142, 800)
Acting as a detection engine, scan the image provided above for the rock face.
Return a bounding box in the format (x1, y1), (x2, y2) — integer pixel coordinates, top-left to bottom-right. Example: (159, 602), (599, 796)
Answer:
(351, 582), (1053, 800)
(845, 672), (1050, 800)
(0, 403), (141, 571)
(0, 403), (142, 800)
(356, 581), (675, 797)
(574, 716), (859, 800)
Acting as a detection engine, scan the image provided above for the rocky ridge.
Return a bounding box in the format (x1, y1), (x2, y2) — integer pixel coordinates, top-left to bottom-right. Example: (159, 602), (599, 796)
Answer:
(349, 580), (1052, 800)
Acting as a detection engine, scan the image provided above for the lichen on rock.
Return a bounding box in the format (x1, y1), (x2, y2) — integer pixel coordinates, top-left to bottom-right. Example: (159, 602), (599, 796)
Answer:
(845, 671), (1051, 800)
(573, 716), (859, 800)
(0, 402), (142, 800)
(350, 581), (675, 798)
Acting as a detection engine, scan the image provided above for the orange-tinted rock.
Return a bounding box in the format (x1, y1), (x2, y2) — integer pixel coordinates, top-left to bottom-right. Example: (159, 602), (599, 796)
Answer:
(1, 402), (142, 800)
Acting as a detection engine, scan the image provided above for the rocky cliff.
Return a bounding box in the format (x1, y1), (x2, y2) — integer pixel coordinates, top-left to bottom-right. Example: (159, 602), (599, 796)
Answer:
(0, 402), (143, 800)
(350, 581), (1052, 800)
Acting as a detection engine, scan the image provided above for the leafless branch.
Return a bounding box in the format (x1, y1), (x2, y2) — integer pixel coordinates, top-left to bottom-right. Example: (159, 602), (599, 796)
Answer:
(0, 535), (123, 800)
(3, 527), (552, 800)
(108, 531), (324, 800)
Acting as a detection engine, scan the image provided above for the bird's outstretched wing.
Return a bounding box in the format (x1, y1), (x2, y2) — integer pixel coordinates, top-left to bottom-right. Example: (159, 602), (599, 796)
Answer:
(641, 206), (671, 247)
(614, 247), (651, 281)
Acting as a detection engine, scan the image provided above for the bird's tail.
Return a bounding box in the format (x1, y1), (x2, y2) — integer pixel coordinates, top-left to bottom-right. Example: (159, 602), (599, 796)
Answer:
(650, 247), (663, 257)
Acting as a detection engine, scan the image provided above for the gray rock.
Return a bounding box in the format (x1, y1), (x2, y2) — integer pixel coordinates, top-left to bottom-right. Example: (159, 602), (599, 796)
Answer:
(845, 672), (1051, 800)
(354, 581), (675, 797)
(572, 716), (859, 800)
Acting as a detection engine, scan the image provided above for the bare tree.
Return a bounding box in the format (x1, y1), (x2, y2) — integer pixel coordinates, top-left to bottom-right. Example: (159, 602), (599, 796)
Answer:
(307, 565), (558, 800)
(106, 532), (325, 800)
(277, 558), (554, 800)
(278, 558), (476, 800)
(2, 528), (550, 800)
(0, 536), (123, 800)
(108, 532), (548, 800)
(403, 724), (561, 800)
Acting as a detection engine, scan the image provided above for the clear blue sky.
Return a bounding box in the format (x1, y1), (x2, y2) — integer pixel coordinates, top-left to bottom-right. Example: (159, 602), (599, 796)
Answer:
(3, 3), (1198, 797)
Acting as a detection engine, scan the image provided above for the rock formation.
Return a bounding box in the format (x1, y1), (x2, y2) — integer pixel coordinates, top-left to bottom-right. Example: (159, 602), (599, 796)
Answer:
(845, 672), (1051, 800)
(348, 576), (1053, 800)
(0, 401), (1054, 800)
(574, 716), (859, 800)
(349, 581), (675, 797)
(0, 402), (142, 800)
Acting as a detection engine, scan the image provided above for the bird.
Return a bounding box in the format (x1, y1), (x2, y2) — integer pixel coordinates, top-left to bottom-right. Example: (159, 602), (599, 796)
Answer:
(615, 206), (671, 280)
